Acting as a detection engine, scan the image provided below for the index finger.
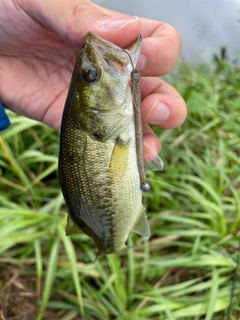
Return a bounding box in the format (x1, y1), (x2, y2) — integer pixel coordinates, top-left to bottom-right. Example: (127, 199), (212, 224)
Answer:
(138, 18), (182, 76)
(97, 6), (181, 76)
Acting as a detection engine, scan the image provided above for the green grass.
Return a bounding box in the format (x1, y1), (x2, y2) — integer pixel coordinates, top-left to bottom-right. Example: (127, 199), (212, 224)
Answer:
(0, 55), (239, 320)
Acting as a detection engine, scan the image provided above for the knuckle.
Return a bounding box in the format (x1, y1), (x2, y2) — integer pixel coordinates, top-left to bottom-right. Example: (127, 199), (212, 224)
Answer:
(160, 24), (182, 74)
(63, 0), (90, 45)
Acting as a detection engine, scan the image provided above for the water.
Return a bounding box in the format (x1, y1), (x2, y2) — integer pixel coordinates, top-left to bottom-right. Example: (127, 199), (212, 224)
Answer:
(92, 0), (240, 62)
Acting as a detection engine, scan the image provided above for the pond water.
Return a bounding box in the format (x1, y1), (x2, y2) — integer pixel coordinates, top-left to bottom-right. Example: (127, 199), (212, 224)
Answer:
(92, 0), (240, 62)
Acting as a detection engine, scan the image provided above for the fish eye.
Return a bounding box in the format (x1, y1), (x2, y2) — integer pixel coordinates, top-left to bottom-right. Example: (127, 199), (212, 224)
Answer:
(86, 67), (99, 83)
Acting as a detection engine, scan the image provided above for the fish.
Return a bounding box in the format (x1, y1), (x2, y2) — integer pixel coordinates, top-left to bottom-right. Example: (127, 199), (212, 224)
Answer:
(58, 32), (163, 256)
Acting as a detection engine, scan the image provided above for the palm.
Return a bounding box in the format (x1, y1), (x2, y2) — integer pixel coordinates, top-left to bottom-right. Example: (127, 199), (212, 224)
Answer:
(0, 0), (186, 142)
(0, 11), (78, 130)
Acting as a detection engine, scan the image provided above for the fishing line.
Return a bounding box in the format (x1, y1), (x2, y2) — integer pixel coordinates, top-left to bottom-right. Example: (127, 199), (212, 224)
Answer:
(145, 178), (175, 189)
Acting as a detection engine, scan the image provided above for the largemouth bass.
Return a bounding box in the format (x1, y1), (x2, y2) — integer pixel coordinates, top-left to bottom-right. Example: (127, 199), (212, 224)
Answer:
(58, 32), (161, 256)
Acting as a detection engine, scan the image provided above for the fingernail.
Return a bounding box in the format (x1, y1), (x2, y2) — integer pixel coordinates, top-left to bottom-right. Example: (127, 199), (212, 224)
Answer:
(100, 18), (137, 30)
(136, 54), (147, 71)
(145, 100), (170, 123)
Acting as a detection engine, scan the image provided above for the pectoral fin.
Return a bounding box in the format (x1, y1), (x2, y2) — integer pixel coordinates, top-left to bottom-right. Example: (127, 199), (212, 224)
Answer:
(131, 206), (150, 239)
(66, 214), (82, 235)
(144, 140), (164, 172)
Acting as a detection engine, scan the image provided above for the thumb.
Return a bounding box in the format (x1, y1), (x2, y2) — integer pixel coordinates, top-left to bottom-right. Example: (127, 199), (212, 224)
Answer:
(24, 0), (141, 48)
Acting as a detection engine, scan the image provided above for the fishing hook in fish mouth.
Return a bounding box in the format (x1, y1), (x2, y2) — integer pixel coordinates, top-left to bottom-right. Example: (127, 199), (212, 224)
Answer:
(122, 49), (135, 70)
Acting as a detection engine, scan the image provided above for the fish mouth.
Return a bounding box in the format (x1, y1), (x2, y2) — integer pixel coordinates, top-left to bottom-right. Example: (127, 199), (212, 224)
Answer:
(84, 31), (142, 74)
(85, 32), (129, 75)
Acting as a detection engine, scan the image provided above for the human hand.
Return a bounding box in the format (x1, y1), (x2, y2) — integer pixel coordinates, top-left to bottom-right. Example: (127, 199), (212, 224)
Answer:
(0, 0), (186, 154)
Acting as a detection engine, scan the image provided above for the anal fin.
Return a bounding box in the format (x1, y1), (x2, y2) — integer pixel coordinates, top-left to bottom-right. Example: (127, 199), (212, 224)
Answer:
(131, 206), (150, 239)
(66, 214), (82, 236)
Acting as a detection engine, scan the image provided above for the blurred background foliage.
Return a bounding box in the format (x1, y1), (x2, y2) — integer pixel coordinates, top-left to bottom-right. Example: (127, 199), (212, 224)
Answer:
(0, 51), (239, 319)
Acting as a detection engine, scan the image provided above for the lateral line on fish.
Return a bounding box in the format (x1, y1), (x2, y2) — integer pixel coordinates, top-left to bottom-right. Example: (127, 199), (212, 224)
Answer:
(121, 49), (150, 192)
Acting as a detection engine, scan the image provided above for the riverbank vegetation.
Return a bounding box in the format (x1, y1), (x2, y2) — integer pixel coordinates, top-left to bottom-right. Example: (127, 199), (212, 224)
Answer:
(0, 54), (239, 319)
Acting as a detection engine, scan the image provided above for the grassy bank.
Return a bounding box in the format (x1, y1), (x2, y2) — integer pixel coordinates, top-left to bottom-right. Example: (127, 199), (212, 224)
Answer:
(0, 56), (239, 319)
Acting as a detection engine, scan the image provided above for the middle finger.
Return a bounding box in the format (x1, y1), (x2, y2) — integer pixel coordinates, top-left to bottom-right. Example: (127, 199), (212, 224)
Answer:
(141, 76), (187, 129)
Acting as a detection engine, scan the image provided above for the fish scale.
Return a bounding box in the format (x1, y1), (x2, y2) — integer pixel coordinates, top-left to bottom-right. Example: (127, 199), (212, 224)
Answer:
(59, 32), (150, 255)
